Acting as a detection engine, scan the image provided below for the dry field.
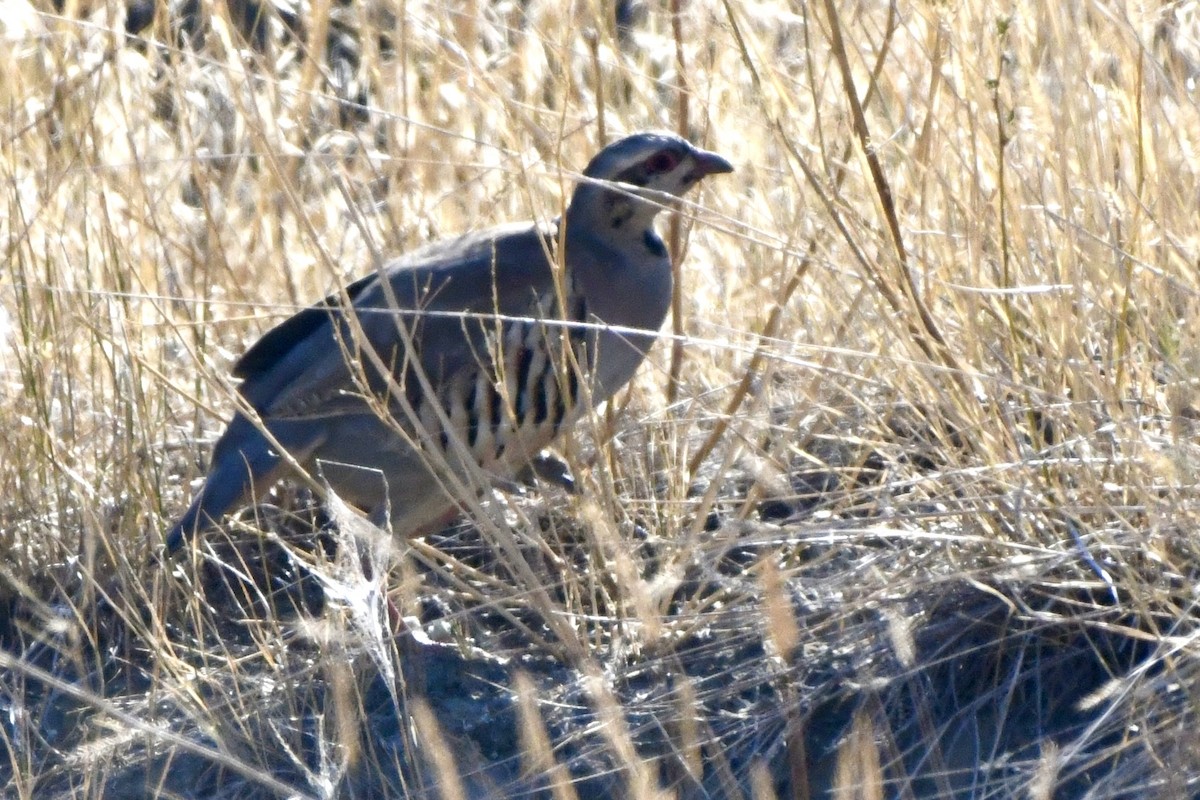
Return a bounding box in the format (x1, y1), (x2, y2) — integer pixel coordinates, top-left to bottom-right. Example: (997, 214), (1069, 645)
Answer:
(3, 0), (1200, 797)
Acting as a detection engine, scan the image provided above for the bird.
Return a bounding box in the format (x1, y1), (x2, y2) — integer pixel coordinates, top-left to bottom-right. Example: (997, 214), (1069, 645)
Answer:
(165, 131), (733, 553)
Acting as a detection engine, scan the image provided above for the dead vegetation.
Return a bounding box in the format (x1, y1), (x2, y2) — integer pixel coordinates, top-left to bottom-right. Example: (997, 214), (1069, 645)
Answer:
(2, 0), (1200, 798)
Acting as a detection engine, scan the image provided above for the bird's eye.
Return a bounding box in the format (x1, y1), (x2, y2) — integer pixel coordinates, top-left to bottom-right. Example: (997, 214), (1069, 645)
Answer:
(645, 150), (680, 174)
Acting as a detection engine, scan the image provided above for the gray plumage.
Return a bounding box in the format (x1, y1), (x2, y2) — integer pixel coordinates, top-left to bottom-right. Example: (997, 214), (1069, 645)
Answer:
(165, 131), (732, 552)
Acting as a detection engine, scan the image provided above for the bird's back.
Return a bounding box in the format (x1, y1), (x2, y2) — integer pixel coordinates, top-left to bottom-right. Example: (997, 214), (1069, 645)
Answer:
(234, 221), (562, 413)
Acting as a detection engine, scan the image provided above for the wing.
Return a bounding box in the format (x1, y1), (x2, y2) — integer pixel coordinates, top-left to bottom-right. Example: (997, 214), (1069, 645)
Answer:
(231, 269), (378, 382)
(233, 220), (564, 425)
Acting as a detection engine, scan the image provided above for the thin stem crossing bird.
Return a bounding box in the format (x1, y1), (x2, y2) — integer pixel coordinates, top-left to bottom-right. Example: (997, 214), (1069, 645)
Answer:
(165, 131), (733, 553)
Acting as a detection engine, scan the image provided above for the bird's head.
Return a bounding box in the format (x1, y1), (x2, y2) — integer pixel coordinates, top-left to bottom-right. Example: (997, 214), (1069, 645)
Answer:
(566, 131), (733, 235)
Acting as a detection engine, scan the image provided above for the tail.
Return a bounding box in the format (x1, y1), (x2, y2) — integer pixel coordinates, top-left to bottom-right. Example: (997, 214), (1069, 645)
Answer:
(164, 415), (287, 554)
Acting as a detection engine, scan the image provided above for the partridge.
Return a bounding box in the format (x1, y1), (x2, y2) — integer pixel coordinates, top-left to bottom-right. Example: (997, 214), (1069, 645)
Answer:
(166, 131), (732, 552)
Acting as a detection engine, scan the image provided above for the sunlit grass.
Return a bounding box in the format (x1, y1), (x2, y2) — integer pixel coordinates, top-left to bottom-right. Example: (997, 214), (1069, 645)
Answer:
(2, 1), (1199, 797)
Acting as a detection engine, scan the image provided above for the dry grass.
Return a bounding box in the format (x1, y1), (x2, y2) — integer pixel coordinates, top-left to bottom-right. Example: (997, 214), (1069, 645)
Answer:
(2, 0), (1200, 798)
